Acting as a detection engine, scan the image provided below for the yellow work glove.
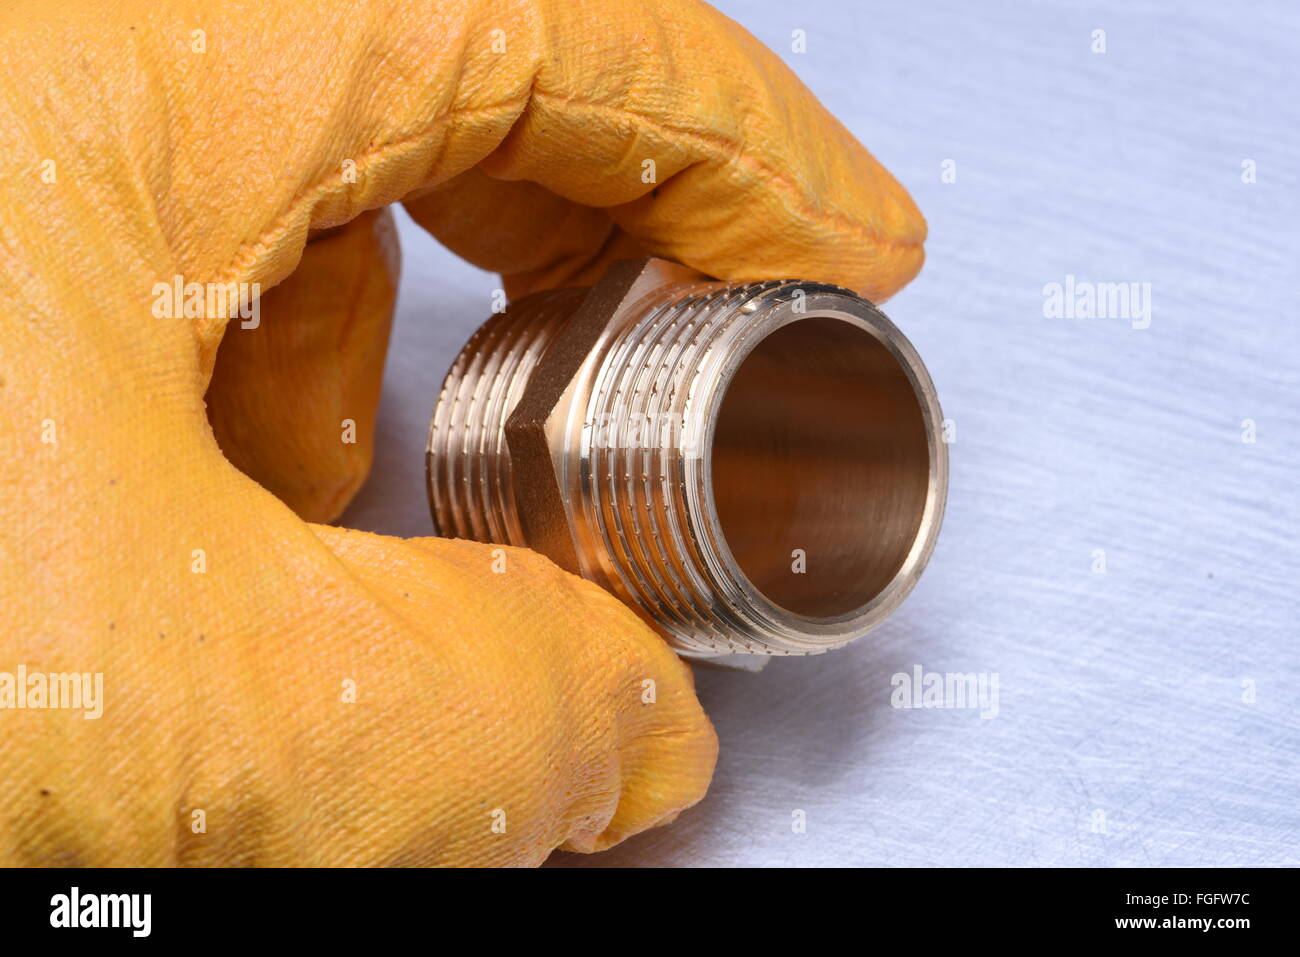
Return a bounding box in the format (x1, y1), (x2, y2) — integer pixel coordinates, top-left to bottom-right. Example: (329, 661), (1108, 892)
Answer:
(0, 0), (924, 866)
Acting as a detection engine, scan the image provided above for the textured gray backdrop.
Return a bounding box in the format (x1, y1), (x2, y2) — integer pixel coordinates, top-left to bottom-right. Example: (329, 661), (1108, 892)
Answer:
(338, 0), (1299, 866)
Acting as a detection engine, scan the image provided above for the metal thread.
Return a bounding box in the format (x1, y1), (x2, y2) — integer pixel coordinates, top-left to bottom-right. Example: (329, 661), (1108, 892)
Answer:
(428, 288), (585, 544)
(584, 281), (797, 655)
(428, 270), (946, 658)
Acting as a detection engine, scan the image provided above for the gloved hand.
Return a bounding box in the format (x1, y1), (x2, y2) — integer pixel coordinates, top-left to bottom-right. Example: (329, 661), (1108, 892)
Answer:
(0, 0), (924, 866)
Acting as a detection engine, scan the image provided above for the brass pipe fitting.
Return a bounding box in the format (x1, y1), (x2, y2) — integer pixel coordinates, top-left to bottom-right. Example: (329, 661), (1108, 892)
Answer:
(427, 258), (947, 659)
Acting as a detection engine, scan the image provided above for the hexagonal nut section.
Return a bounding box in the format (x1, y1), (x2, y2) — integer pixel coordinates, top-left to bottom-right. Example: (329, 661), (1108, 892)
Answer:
(501, 257), (707, 577)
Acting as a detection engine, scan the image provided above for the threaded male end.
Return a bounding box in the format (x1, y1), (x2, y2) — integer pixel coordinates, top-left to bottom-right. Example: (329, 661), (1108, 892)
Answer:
(427, 258), (947, 659)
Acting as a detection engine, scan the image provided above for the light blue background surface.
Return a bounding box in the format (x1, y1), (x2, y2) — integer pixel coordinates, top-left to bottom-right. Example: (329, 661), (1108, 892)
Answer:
(340, 0), (1299, 866)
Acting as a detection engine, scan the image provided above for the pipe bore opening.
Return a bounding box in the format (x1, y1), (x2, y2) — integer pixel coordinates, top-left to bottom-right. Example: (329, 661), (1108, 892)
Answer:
(710, 315), (932, 619)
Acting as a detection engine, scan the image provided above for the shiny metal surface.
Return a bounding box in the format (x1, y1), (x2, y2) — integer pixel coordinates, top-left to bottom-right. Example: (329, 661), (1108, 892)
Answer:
(427, 258), (947, 657)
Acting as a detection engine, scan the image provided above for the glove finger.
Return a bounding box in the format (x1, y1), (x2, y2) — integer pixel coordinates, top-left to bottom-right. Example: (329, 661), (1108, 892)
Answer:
(401, 14), (926, 301)
(205, 207), (399, 523)
(402, 168), (654, 298)
(311, 528), (718, 860)
(3, 498), (717, 865)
